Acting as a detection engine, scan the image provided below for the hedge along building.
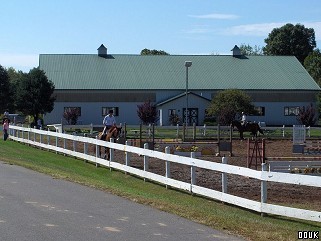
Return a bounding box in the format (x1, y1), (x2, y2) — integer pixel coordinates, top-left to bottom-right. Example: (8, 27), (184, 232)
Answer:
(39, 44), (320, 126)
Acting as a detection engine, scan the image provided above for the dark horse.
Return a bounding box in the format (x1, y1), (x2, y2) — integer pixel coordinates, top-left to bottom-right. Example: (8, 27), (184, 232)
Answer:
(231, 120), (264, 139)
(97, 126), (122, 159)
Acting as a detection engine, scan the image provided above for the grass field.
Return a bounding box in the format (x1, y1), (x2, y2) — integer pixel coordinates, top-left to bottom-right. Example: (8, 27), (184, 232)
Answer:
(0, 133), (320, 241)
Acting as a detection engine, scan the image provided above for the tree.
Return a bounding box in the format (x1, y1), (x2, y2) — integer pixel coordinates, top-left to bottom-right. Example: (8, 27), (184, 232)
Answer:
(296, 104), (317, 126)
(6, 67), (24, 113)
(263, 23), (316, 64)
(207, 89), (255, 125)
(239, 44), (263, 55)
(15, 68), (56, 126)
(137, 100), (158, 124)
(304, 48), (321, 86)
(140, 48), (169, 55)
(0, 65), (12, 114)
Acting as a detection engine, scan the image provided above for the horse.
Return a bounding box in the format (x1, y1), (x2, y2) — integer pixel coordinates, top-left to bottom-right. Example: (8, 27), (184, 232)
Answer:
(231, 120), (264, 139)
(97, 126), (122, 159)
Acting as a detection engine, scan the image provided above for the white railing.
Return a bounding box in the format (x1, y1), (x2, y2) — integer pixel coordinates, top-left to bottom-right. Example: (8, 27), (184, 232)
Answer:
(8, 125), (321, 223)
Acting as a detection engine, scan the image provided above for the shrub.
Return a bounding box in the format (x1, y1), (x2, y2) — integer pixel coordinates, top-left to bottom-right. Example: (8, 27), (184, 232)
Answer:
(63, 108), (80, 125)
(297, 103), (317, 126)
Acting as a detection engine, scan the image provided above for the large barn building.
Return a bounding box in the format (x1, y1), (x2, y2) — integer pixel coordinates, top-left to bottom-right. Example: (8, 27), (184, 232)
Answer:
(39, 44), (320, 126)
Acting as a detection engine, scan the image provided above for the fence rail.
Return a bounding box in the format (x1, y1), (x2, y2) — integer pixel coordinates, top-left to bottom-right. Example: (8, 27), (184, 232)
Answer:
(8, 125), (321, 223)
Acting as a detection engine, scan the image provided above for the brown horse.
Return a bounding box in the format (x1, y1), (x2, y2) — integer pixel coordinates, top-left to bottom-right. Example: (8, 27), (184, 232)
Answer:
(231, 120), (264, 139)
(97, 126), (122, 159)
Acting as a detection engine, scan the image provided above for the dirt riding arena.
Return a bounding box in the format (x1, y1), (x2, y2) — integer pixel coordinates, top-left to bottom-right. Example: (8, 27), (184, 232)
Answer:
(109, 139), (321, 212)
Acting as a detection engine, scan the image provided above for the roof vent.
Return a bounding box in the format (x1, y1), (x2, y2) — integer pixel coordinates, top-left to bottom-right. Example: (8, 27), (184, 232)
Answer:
(97, 44), (107, 58)
(231, 45), (241, 57)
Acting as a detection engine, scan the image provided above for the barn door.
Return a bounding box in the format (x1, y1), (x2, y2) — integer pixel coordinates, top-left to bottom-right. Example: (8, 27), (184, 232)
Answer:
(183, 108), (198, 126)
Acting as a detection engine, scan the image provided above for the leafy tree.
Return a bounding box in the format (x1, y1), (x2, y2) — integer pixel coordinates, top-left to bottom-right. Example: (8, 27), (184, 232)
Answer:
(137, 100), (158, 124)
(304, 48), (321, 86)
(207, 89), (255, 125)
(296, 104), (317, 126)
(0, 65), (12, 114)
(239, 44), (263, 55)
(140, 48), (169, 55)
(15, 68), (56, 126)
(6, 67), (24, 113)
(63, 108), (80, 125)
(263, 23), (316, 64)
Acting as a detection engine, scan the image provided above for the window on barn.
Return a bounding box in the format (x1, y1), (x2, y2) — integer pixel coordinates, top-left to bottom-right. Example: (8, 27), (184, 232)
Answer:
(252, 106), (265, 116)
(64, 107), (81, 116)
(168, 109), (176, 116)
(284, 106), (300, 116)
(102, 107), (119, 116)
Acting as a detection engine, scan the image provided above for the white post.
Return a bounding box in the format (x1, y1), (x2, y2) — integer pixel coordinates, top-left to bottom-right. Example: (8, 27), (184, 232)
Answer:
(95, 136), (100, 167)
(125, 141), (131, 174)
(261, 163), (267, 217)
(84, 133), (88, 163)
(282, 125), (285, 138)
(165, 146), (171, 189)
(176, 124), (179, 139)
(109, 138), (114, 171)
(47, 129), (50, 151)
(190, 152), (196, 193)
(144, 143), (149, 182)
(222, 157), (228, 194)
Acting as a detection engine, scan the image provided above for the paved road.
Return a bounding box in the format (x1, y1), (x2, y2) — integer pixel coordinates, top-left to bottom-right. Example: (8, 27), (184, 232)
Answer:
(0, 162), (245, 241)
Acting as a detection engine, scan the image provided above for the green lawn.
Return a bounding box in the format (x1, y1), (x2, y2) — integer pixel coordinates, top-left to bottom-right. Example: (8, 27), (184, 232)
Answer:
(0, 135), (320, 241)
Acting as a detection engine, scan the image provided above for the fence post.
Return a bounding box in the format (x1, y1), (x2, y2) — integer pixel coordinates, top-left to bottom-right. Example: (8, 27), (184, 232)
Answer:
(47, 129), (50, 151)
(282, 125), (285, 138)
(203, 124), (206, 136)
(109, 138), (114, 171)
(39, 130), (42, 149)
(63, 131), (66, 156)
(55, 130), (58, 154)
(307, 126), (311, 138)
(190, 152), (196, 194)
(95, 136), (100, 167)
(27, 128), (30, 145)
(192, 123), (196, 141)
(125, 141), (131, 174)
(261, 163), (267, 217)
(144, 143), (149, 182)
(182, 123), (186, 142)
(84, 133), (88, 163)
(222, 156), (228, 196)
(165, 146), (170, 189)
(176, 124), (179, 139)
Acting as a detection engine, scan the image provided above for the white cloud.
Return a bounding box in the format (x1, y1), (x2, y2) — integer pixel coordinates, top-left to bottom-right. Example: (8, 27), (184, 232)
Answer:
(223, 21), (321, 40)
(223, 22), (287, 36)
(189, 13), (239, 20)
(0, 54), (38, 72)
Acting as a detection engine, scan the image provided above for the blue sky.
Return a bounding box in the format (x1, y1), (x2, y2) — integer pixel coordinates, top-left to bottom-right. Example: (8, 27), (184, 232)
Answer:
(1, 0), (321, 72)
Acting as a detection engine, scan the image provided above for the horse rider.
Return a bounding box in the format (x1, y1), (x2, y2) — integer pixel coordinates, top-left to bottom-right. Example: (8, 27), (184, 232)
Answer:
(241, 112), (247, 128)
(102, 109), (116, 138)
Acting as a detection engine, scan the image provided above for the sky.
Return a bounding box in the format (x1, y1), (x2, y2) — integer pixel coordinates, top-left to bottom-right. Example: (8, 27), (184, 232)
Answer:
(1, 0), (321, 72)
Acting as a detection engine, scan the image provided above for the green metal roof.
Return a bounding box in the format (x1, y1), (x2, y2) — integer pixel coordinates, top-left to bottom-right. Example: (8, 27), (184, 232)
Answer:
(39, 54), (320, 91)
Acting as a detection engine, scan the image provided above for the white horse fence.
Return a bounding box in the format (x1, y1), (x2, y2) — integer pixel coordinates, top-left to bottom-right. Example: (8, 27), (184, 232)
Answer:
(8, 125), (321, 223)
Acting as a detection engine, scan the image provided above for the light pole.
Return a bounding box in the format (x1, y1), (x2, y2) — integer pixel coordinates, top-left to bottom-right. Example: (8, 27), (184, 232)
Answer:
(185, 61), (192, 126)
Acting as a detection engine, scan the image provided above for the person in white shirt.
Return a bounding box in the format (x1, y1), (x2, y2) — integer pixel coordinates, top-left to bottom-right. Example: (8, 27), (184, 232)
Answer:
(241, 112), (247, 127)
(102, 109), (116, 135)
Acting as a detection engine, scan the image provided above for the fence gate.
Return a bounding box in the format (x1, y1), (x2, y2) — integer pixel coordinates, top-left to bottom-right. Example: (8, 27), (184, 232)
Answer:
(293, 125), (306, 154)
